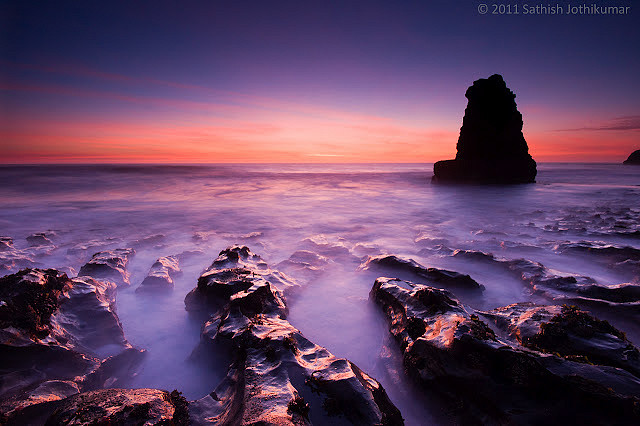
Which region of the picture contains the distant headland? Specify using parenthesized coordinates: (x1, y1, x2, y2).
(623, 150, 640, 165)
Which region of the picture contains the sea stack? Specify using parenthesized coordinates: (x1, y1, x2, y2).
(623, 149, 640, 165)
(433, 74, 537, 183)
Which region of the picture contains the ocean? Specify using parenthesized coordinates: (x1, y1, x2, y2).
(1, 162, 638, 424)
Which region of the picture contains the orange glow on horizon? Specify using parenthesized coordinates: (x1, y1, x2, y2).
(1, 65, 638, 164)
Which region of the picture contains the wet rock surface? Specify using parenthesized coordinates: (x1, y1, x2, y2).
(0, 269, 144, 421)
(433, 74, 537, 184)
(26, 232, 55, 247)
(370, 277, 640, 424)
(452, 249, 640, 309)
(624, 149, 640, 165)
(480, 302, 640, 377)
(184, 245, 297, 315)
(136, 255, 181, 293)
(360, 254, 484, 292)
(77, 248, 135, 287)
(0, 237, 13, 252)
(555, 241, 640, 279)
(0, 246, 38, 272)
(188, 245, 404, 425)
(42, 388, 188, 426)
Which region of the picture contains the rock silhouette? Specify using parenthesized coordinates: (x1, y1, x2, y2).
(433, 74, 537, 183)
(623, 149, 640, 165)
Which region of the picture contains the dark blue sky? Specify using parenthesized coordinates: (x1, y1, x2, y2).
(1, 1, 638, 162)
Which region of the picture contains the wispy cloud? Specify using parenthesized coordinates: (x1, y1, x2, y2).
(556, 115, 640, 132)
(1, 60, 394, 124)
(0, 60, 461, 162)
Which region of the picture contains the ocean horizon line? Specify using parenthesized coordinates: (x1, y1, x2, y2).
(0, 161, 628, 167)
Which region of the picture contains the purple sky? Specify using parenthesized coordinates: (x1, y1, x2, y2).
(1, 1, 638, 162)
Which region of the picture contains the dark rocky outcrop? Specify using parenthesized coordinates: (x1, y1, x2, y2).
(433, 74, 537, 184)
(26, 232, 54, 247)
(623, 149, 640, 165)
(555, 241, 640, 279)
(480, 303, 640, 377)
(77, 248, 135, 287)
(42, 388, 188, 425)
(187, 246, 404, 425)
(370, 277, 640, 424)
(452, 249, 640, 310)
(136, 255, 180, 293)
(360, 254, 484, 292)
(0, 269, 144, 421)
(184, 245, 297, 315)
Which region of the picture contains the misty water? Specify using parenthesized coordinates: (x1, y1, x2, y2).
(1, 163, 639, 424)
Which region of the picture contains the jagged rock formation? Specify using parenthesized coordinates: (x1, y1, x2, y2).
(77, 248, 135, 287)
(0, 269, 145, 421)
(480, 303, 640, 377)
(359, 254, 484, 292)
(555, 241, 640, 279)
(370, 277, 640, 424)
(452, 249, 640, 310)
(623, 149, 640, 165)
(136, 255, 180, 293)
(184, 245, 298, 315)
(433, 74, 537, 183)
(44, 389, 188, 425)
(187, 246, 404, 425)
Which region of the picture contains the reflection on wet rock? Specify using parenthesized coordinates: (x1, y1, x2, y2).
(187, 246, 404, 425)
(370, 277, 640, 424)
(136, 255, 181, 293)
(77, 248, 135, 287)
(0, 269, 144, 421)
(360, 254, 484, 292)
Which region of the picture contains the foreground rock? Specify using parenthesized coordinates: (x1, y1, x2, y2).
(0, 269, 144, 420)
(480, 302, 640, 377)
(624, 149, 640, 165)
(453, 249, 640, 310)
(136, 255, 180, 293)
(370, 277, 640, 424)
(360, 254, 484, 292)
(433, 74, 537, 183)
(77, 248, 135, 287)
(44, 388, 188, 425)
(187, 246, 404, 425)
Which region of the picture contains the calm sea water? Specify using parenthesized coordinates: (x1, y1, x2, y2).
(1, 163, 638, 424)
